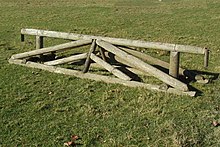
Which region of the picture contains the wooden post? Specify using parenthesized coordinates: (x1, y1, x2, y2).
(21, 34, 25, 42)
(96, 40, 188, 91)
(36, 36, 44, 49)
(204, 48, 209, 68)
(82, 40, 96, 73)
(169, 51, 180, 78)
(119, 47, 208, 82)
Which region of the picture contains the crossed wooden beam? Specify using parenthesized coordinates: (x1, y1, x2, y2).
(9, 29, 210, 97)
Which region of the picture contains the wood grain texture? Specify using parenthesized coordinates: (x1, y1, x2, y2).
(82, 40, 96, 73)
(91, 63, 150, 76)
(99, 47, 107, 61)
(21, 28, 205, 54)
(44, 53, 87, 66)
(36, 36, 43, 49)
(96, 40, 188, 91)
(11, 39, 92, 59)
(169, 51, 180, 78)
(90, 53, 131, 81)
(118, 47, 207, 82)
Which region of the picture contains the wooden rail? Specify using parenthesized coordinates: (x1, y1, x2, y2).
(44, 53, 87, 66)
(21, 28, 206, 54)
(96, 40, 189, 91)
(11, 39, 92, 59)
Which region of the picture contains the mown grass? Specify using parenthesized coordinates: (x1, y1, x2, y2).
(1, 0, 220, 146)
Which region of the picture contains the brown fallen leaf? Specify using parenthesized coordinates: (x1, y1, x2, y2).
(64, 141, 74, 146)
(212, 121, 219, 127)
(71, 135, 79, 141)
(64, 135, 80, 146)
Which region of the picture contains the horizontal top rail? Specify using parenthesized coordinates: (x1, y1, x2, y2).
(21, 28, 206, 54)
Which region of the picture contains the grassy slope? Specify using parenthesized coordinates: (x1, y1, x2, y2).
(0, 0, 220, 146)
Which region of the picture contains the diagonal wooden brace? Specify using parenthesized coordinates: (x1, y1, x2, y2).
(96, 40, 189, 91)
(11, 39, 92, 59)
(82, 40, 97, 73)
(90, 53, 131, 81)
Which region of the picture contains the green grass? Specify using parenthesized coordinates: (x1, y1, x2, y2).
(1, 0, 220, 146)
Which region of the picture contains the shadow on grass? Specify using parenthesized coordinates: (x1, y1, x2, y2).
(149, 65, 219, 96)
(188, 85, 203, 96)
(183, 70, 219, 96)
(116, 66, 142, 81)
(191, 70, 219, 81)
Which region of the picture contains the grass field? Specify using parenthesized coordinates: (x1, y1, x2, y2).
(1, 0, 220, 146)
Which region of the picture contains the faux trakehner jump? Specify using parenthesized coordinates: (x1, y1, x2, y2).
(9, 28, 210, 97)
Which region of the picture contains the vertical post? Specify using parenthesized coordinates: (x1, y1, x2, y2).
(82, 40, 96, 73)
(36, 36, 44, 49)
(169, 51, 180, 78)
(204, 48, 209, 68)
(21, 34, 25, 42)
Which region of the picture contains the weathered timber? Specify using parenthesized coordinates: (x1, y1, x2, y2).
(99, 47, 107, 61)
(91, 63, 150, 76)
(21, 28, 205, 54)
(102, 51, 134, 68)
(8, 58, 196, 97)
(119, 46, 170, 68)
(82, 40, 96, 73)
(90, 53, 131, 81)
(44, 53, 87, 66)
(11, 39, 92, 59)
(204, 48, 209, 68)
(21, 34, 25, 42)
(36, 36, 44, 49)
(169, 51, 180, 78)
(96, 40, 189, 91)
(195, 74, 209, 84)
(166, 88, 196, 97)
(118, 47, 207, 82)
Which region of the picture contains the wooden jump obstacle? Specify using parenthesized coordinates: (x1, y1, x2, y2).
(9, 28, 210, 97)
